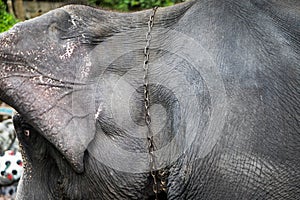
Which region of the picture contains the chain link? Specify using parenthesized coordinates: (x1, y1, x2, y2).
(143, 6, 169, 200)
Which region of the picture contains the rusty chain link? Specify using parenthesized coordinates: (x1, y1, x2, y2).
(143, 6, 168, 200)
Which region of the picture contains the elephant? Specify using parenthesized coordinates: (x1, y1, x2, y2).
(0, 0, 299, 199)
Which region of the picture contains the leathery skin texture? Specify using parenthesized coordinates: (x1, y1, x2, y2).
(0, 0, 299, 199)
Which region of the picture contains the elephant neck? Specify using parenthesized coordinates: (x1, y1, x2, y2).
(143, 7, 169, 199)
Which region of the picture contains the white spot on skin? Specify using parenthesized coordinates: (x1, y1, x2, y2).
(59, 41, 77, 60)
(95, 103, 103, 120)
(1, 31, 16, 48)
(79, 57, 92, 79)
(39, 75, 44, 83)
(109, 171, 114, 176)
(86, 60, 92, 68)
(71, 18, 77, 27)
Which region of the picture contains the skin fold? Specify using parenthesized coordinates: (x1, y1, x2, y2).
(0, 0, 299, 199)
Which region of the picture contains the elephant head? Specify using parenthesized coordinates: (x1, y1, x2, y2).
(0, 0, 300, 199)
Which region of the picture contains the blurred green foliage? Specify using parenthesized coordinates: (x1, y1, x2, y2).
(89, 0, 185, 11)
(0, 0, 19, 32)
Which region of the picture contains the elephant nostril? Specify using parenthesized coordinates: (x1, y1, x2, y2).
(1, 171, 5, 176)
(12, 170, 17, 175)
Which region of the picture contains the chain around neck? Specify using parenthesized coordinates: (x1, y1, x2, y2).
(143, 6, 168, 200)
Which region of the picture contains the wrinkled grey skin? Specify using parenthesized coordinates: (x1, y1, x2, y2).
(0, 0, 300, 199)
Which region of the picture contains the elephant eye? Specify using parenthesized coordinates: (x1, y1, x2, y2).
(23, 130, 30, 137)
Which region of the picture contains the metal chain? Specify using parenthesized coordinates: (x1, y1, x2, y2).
(143, 6, 168, 200)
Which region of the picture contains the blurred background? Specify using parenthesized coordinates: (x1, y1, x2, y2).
(0, 102, 21, 200)
(0, 0, 185, 199)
